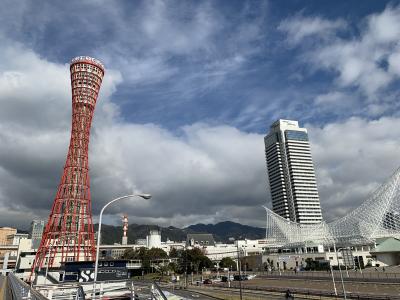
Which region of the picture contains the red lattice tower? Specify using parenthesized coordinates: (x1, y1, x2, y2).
(32, 56, 105, 272)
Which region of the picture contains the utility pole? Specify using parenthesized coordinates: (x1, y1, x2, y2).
(236, 243, 243, 300)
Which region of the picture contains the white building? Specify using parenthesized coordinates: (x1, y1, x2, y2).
(197, 239, 268, 262)
(262, 243, 376, 271)
(100, 230, 186, 259)
(146, 230, 162, 249)
(7, 233, 29, 246)
(264, 119, 322, 224)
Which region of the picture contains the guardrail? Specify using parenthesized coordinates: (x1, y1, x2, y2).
(7, 273, 47, 300)
(33, 278, 170, 300)
(258, 270, 400, 283)
(205, 283, 400, 300)
(151, 281, 168, 300)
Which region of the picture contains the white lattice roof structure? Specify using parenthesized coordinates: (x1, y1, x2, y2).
(264, 167, 400, 248)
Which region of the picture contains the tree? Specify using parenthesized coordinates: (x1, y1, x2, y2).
(157, 264, 170, 280)
(219, 257, 236, 270)
(168, 262, 179, 273)
(172, 248, 214, 274)
(122, 247, 168, 271)
(147, 248, 168, 260)
(169, 248, 179, 258)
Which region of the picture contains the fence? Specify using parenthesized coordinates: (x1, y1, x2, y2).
(7, 273, 47, 300)
(195, 284, 400, 300)
(257, 270, 400, 283)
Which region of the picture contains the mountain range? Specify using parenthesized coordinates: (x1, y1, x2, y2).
(95, 221, 265, 245)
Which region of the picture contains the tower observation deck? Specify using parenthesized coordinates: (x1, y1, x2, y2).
(32, 56, 105, 272)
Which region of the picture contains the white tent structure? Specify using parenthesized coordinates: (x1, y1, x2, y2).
(264, 168, 400, 248)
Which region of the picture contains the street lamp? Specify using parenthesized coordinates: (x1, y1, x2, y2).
(334, 244, 347, 300)
(93, 194, 151, 298)
(236, 242, 243, 300)
(184, 245, 192, 288)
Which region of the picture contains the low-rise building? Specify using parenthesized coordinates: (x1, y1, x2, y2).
(186, 234, 215, 247)
(0, 227, 17, 245)
(370, 237, 400, 266)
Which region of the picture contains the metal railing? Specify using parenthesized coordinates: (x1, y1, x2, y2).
(196, 284, 400, 300)
(7, 273, 47, 300)
(32, 278, 170, 300)
(150, 281, 168, 300)
(258, 269, 400, 283)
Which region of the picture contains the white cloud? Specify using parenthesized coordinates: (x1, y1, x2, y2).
(388, 50, 400, 76)
(314, 91, 350, 106)
(281, 5, 400, 101)
(1, 2, 400, 232)
(1, 40, 400, 230)
(308, 117, 400, 221)
(278, 15, 346, 44)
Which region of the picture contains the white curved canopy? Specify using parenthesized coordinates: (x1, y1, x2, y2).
(264, 167, 400, 247)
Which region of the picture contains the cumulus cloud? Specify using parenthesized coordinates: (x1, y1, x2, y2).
(280, 5, 400, 104)
(1, 1, 400, 233)
(1, 43, 399, 229)
(309, 117, 400, 221)
(0, 0, 265, 94)
(89, 123, 267, 227)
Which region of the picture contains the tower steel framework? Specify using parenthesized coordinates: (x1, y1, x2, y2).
(32, 56, 105, 271)
(264, 167, 400, 248)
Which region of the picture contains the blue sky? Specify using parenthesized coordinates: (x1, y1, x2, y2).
(0, 0, 400, 229)
(4, 0, 395, 131)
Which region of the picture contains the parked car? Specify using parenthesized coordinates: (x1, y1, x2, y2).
(233, 275, 247, 281)
(203, 279, 213, 284)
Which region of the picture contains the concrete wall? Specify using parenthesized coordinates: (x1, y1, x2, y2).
(375, 253, 400, 266)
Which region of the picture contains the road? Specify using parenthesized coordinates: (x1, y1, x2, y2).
(127, 282, 218, 299)
(164, 288, 220, 299)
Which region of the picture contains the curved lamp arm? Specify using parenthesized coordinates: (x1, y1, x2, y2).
(93, 193, 151, 286)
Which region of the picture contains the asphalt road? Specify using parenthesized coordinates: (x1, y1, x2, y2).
(164, 288, 219, 299)
(129, 283, 218, 300)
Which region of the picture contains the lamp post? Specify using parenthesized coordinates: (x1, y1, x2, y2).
(236, 242, 243, 300)
(184, 245, 191, 288)
(93, 194, 151, 298)
(329, 262, 337, 296)
(334, 244, 347, 300)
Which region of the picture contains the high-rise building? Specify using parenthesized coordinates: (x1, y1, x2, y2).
(264, 119, 322, 225)
(30, 220, 45, 249)
(32, 56, 105, 271)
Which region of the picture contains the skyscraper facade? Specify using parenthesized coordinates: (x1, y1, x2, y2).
(32, 56, 105, 271)
(264, 119, 322, 225)
(30, 220, 45, 249)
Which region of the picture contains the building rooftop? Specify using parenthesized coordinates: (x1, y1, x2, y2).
(371, 237, 400, 253)
(186, 234, 215, 247)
